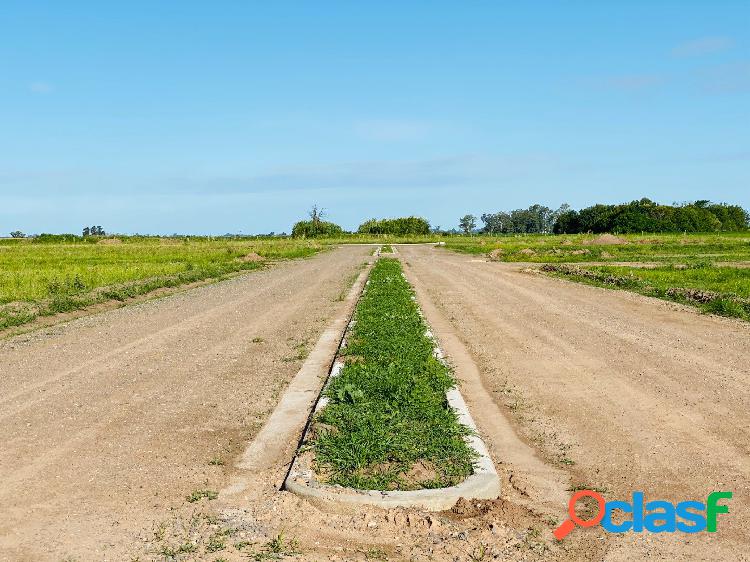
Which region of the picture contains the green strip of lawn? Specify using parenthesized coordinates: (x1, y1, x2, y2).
(311, 258, 476, 491)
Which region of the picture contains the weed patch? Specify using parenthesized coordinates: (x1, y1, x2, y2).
(186, 489, 218, 503)
(310, 258, 476, 491)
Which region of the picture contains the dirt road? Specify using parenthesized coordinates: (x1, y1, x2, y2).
(398, 244, 750, 560)
(0, 246, 370, 561)
(3, 243, 748, 561)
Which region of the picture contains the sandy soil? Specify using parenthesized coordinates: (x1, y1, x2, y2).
(398, 244, 750, 561)
(0, 247, 370, 561)
(3, 244, 748, 561)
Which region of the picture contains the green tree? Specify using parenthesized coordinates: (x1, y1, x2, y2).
(357, 217, 430, 236)
(459, 214, 476, 234)
(292, 205, 344, 238)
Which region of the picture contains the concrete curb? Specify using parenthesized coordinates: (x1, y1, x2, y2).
(230, 261, 373, 476)
(284, 256, 500, 511)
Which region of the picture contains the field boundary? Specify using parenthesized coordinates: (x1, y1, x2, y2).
(284, 256, 500, 511)
(0, 269, 262, 340)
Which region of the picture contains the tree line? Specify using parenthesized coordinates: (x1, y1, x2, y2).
(460, 199, 748, 235)
(553, 199, 748, 234)
(357, 216, 430, 236)
(292, 206, 431, 237)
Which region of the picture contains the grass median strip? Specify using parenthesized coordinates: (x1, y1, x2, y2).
(309, 258, 476, 491)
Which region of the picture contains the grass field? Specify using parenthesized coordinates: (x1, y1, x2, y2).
(3, 232, 749, 330)
(311, 258, 475, 490)
(0, 237, 323, 330)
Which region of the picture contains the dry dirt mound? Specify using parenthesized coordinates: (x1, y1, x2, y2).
(97, 238, 122, 245)
(238, 252, 265, 262)
(518, 248, 536, 256)
(583, 233, 628, 246)
(487, 248, 504, 260)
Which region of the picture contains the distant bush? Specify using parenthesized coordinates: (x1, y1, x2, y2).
(553, 199, 749, 234)
(291, 220, 343, 238)
(357, 216, 430, 236)
(33, 233, 90, 243)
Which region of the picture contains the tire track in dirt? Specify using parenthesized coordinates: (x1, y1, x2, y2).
(0, 246, 371, 561)
(0, 256, 336, 410)
(398, 245, 750, 561)
(413, 254, 750, 459)
(0, 258, 351, 424)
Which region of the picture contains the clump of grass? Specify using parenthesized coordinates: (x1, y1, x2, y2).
(311, 258, 476, 490)
(252, 533, 300, 560)
(380, 244, 393, 253)
(186, 489, 218, 503)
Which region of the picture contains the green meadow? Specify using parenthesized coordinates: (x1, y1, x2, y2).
(0, 237, 322, 330)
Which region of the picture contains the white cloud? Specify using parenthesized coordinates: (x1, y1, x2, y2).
(29, 81, 54, 94)
(672, 36, 733, 57)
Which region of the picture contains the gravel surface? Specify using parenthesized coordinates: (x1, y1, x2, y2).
(3, 243, 748, 561)
(399, 244, 750, 560)
(0, 246, 369, 561)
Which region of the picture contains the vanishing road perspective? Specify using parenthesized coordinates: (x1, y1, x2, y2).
(2, 2, 749, 561)
(2, 244, 748, 561)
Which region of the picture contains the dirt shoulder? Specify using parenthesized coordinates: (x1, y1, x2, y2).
(0, 246, 369, 561)
(398, 245, 750, 560)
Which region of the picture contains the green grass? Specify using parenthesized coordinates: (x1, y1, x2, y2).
(0, 237, 323, 330)
(310, 258, 476, 491)
(186, 489, 218, 502)
(541, 263, 750, 321)
(379, 244, 393, 253)
(443, 232, 750, 264)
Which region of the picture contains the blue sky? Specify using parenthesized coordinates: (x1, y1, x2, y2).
(1, 1, 748, 234)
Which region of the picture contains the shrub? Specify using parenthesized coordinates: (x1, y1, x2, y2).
(291, 220, 343, 238)
(357, 216, 430, 236)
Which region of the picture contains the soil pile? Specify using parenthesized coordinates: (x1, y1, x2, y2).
(584, 233, 628, 245)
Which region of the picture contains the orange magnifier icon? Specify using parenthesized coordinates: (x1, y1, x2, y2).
(553, 490, 606, 540)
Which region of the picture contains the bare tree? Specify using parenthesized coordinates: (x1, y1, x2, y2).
(309, 205, 326, 225)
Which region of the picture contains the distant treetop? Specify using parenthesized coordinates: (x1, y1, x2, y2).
(357, 216, 430, 236)
(552, 200, 748, 234)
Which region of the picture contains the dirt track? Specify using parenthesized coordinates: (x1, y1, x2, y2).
(2, 244, 749, 561)
(0, 246, 370, 561)
(399, 244, 750, 560)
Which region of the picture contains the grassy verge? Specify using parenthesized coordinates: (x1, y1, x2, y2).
(539, 263, 750, 321)
(0, 238, 323, 330)
(310, 258, 476, 491)
(443, 232, 750, 263)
